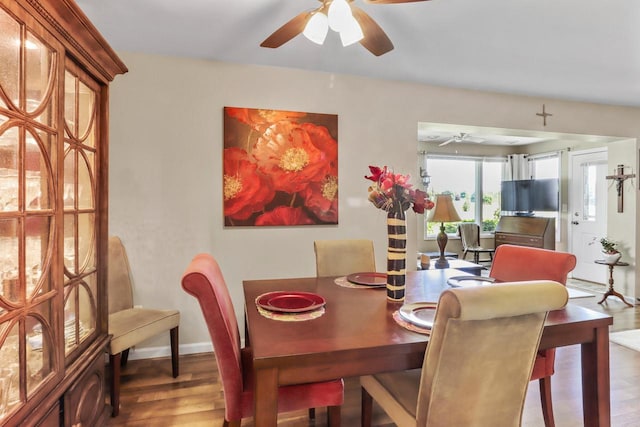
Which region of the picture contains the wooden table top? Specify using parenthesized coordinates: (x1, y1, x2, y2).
(243, 269, 613, 364)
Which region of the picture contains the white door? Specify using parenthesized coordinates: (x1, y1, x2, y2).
(568, 149, 608, 282)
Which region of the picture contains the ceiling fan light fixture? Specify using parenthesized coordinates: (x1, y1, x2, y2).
(303, 11, 329, 45)
(328, 0, 353, 32)
(339, 15, 364, 46)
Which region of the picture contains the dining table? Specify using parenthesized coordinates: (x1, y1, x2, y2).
(243, 268, 613, 427)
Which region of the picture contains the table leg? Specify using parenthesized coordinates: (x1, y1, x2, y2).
(580, 326, 611, 427)
(598, 288, 634, 307)
(598, 264, 634, 307)
(254, 367, 279, 427)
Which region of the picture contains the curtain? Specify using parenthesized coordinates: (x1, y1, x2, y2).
(503, 154, 530, 181)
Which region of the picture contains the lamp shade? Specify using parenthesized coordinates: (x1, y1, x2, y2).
(339, 15, 363, 46)
(427, 194, 462, 223)
(328, 0, 352, 32)
(303, 12, 329, 45)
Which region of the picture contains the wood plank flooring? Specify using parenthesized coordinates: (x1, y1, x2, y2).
(107, 282, 640, 426)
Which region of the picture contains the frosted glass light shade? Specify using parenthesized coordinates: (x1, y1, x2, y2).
(339, 15, 364, 46)
(303, 12, 329, 45)
(328, 0, 352, 32)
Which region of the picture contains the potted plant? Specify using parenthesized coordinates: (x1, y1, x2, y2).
(599, 237, 621, 264)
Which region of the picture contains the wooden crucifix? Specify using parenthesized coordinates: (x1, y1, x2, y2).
(536, 104, 552, 126)
(606, 164, 636, 213)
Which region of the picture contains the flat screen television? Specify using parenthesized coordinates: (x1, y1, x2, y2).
(501, 178, 559, 214)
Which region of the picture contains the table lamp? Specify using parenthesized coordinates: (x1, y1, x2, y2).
(427, 194, 461, 268)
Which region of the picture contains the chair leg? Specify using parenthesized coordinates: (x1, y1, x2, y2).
(327, 405, 341, 427)
(109, 352, 122, 417)
(170, 326, 179, 378)
(539, 377, 555, 427)
(309, 408, 315, 420)
(361, 387, 373, 427)
(120, 348, 130, 367)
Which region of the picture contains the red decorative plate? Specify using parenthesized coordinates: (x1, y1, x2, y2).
(257, 291, 326, 313)
(346, 272, 387, 286)
(398, 302, 438, 329)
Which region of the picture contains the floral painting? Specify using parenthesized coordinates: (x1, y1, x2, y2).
(223, 107, 338, 226)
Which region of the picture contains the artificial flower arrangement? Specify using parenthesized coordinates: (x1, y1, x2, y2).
(364, 165, 434, 213)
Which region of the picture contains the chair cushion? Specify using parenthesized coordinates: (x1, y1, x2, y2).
(108, 308, 180, 355)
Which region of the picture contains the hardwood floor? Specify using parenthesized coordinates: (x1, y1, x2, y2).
(107, 283, 640, 426)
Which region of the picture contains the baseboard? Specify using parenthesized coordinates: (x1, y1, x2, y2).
(126, 342, 214, 360)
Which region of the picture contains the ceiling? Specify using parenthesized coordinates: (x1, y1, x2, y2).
(74, 0, 640, 145)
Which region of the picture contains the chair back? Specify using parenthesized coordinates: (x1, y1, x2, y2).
(457, 223, 480, 250)
(314, 239, 376, 277)
(108, 236, 134, 314)
(181, 253, 243, 420)
(416, 281, 568, 426)
(489, 244, 576, 284)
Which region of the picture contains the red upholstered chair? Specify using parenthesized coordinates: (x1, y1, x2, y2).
(489, 244, 577, 427)
(181, 253, 344, 427)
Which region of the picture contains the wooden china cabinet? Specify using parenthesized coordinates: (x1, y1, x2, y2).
(0, 0, 126, 425)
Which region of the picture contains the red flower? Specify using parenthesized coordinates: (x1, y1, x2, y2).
(301, 173, 338, 223)
(411, 189, 434, 213)
(254, 206, 315, 226)
(253, 121, 334, 194)
(225, 107, 306, 131)
(223, 148, 275, 221)
(365, 166, 386, 182)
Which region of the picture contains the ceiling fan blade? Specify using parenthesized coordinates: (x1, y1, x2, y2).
(439, 138, 455, 147)
(363, 0, 431, 4)
(351, 6, 394, 56)
(467, 137, 486, 143)
(260, 11, 313, 48)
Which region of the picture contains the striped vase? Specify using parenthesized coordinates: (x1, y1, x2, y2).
(386, 205, 407, 302)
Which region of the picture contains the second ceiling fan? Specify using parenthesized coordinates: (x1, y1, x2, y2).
(260, 0, 430, 57)
(439, 133, 486, 147)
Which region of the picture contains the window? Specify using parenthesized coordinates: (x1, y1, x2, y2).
(425, 155, 504, 237)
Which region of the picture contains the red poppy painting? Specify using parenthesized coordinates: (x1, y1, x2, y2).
(223, 107, 338, 226)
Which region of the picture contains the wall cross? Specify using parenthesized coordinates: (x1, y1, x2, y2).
(536, 104, 552, 126)
(606, 164, 636, 213)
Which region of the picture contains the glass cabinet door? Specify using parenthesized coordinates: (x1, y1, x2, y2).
(0, 5, 57, 419)
(63, 63, 99, 356)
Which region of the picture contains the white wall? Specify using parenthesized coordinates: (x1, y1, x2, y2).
(108, 51, 640, 357)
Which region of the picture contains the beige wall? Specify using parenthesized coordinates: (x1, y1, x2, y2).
(109, 51, 639, 357)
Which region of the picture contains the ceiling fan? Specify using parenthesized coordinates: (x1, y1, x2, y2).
(438, 132, 486, 147)
(260, 0, 430, 57)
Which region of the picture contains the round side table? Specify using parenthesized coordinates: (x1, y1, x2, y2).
(594, 260, 633, 307)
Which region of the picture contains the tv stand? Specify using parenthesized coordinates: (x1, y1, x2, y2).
(495, 216, 555, 250)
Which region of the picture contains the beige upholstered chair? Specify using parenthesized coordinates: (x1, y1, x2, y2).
(314, 239, 376, 277)
(360, 280, 568, 427)
(489, 244, 577, 427)
(457, 223, 494, 264)
(108, 236, 180, 416)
